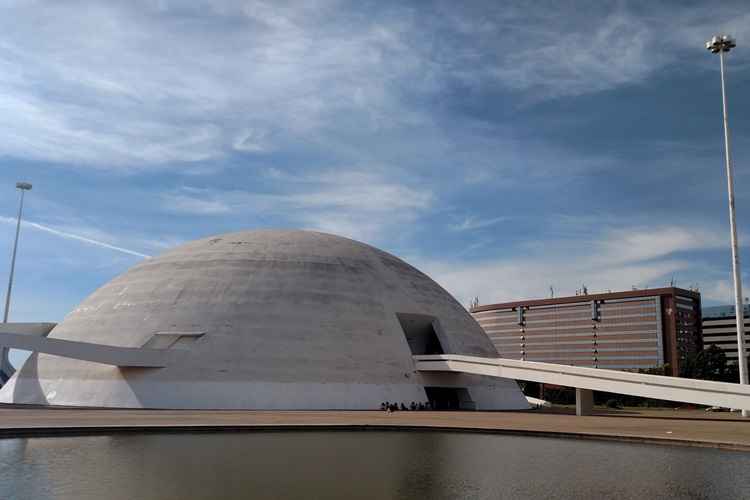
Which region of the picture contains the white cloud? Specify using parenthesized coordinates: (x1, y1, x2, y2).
(695, 272, 750, 305)
(416, 225, 725, 307)
(2, 1, 743, 169)
(0, 1, 434, 168)
(289, 171, 432, 213)
(438, 3, 750, 100)
(487, 10, 660, 99)
(450, 215, 507, 232)
(701, 280, 734, 303)
(669, 10, 750, 56)
(595, 226, 724, 265)
(160, 169, 432, 242)
(162, 192, 232, 215)
(232, 128, 273, 153)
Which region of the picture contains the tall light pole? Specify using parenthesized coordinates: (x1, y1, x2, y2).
(3, 182, 32, 323)
(706, 34, 748, 415)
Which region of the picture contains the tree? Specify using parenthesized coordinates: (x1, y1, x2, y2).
(680, 344, 739, 383)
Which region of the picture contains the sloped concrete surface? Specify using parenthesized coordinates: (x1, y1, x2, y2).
(0, 230, 527, 410)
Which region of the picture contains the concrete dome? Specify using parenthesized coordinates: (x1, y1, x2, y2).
(1, 230, 527, 409)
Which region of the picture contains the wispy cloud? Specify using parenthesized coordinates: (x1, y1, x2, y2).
(437, 3, 750, 100)
(699, 280, 743, 304)
(418, 225, 725, 307)
(468, 9, 659, 99)
(0, 0, 747, 322)
(162, 191, 232, 215)
(161, 169, 433, 242)
(0, 217, 151, 259)
(596, 226, 724, 265)
(0, 1, 434, 167)
(450, 215, 507, 232)
(2, 1, 743, 169)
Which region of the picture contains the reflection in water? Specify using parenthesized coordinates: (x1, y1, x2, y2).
(1, 431, 748, 500)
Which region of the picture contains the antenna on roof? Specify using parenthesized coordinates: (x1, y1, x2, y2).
(549, 286, 554, 298)
(469, 296, 480, 310)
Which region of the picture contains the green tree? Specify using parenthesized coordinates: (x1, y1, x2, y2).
(680, 344, 740, 383)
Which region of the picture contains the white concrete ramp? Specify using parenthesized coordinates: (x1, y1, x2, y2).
(414, 354, 750, 412)
(0, 331, 173, 368)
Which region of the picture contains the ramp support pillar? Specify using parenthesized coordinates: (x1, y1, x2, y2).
(0, 347, 11, 384)
(576, 388, 593, 416)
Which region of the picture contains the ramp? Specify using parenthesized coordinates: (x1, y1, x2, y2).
(0, 331, 174, 368)
(414, 354, 750, 414)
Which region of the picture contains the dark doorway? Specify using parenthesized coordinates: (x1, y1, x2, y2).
(396, 313, 444, 355)
(424, 387, 474, 410)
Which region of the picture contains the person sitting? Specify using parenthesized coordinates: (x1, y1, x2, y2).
(410, 401, 417, 411)
(400, 403, 407, 411)
(418, 402, 424, 411)
(380, 402, 386, 411)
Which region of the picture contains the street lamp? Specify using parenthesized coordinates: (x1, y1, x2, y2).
(2, 182, 32, 323)
(706, 34, 748, 415)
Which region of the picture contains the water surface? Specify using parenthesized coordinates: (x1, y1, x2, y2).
(1, 431, 748, 499)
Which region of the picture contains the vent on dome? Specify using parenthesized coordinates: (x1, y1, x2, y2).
(396, 313, 445, 355)
(141, 331, 205, 350)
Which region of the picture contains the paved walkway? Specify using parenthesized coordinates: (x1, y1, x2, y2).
(1, 406, 749, 450)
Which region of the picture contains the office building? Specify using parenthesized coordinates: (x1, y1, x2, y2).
(471, 288, 702, 376)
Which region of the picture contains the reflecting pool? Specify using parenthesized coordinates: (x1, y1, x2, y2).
(1, 431, 748, 499)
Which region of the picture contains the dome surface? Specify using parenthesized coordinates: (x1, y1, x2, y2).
(1, 230, 527, 409)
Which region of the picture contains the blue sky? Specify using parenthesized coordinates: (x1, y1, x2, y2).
(1, 0, 750, 327)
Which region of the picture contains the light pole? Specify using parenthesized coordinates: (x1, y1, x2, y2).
(706, 34, 748, 415)
(3, 182, 32, 324)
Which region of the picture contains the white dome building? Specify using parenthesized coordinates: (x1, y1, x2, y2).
(0, 230, 527, 410)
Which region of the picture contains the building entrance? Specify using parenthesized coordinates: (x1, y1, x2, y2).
(424, 387, 474, 410)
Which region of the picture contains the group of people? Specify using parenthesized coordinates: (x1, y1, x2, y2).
(380, 401, 433, 412)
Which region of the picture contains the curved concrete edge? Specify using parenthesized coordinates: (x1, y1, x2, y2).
(1, 323, 57, 380)
(1, 420, 748, 452)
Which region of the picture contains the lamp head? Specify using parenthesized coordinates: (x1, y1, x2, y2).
(706, 35, 736, 53)
(15, 182, 32, 191)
